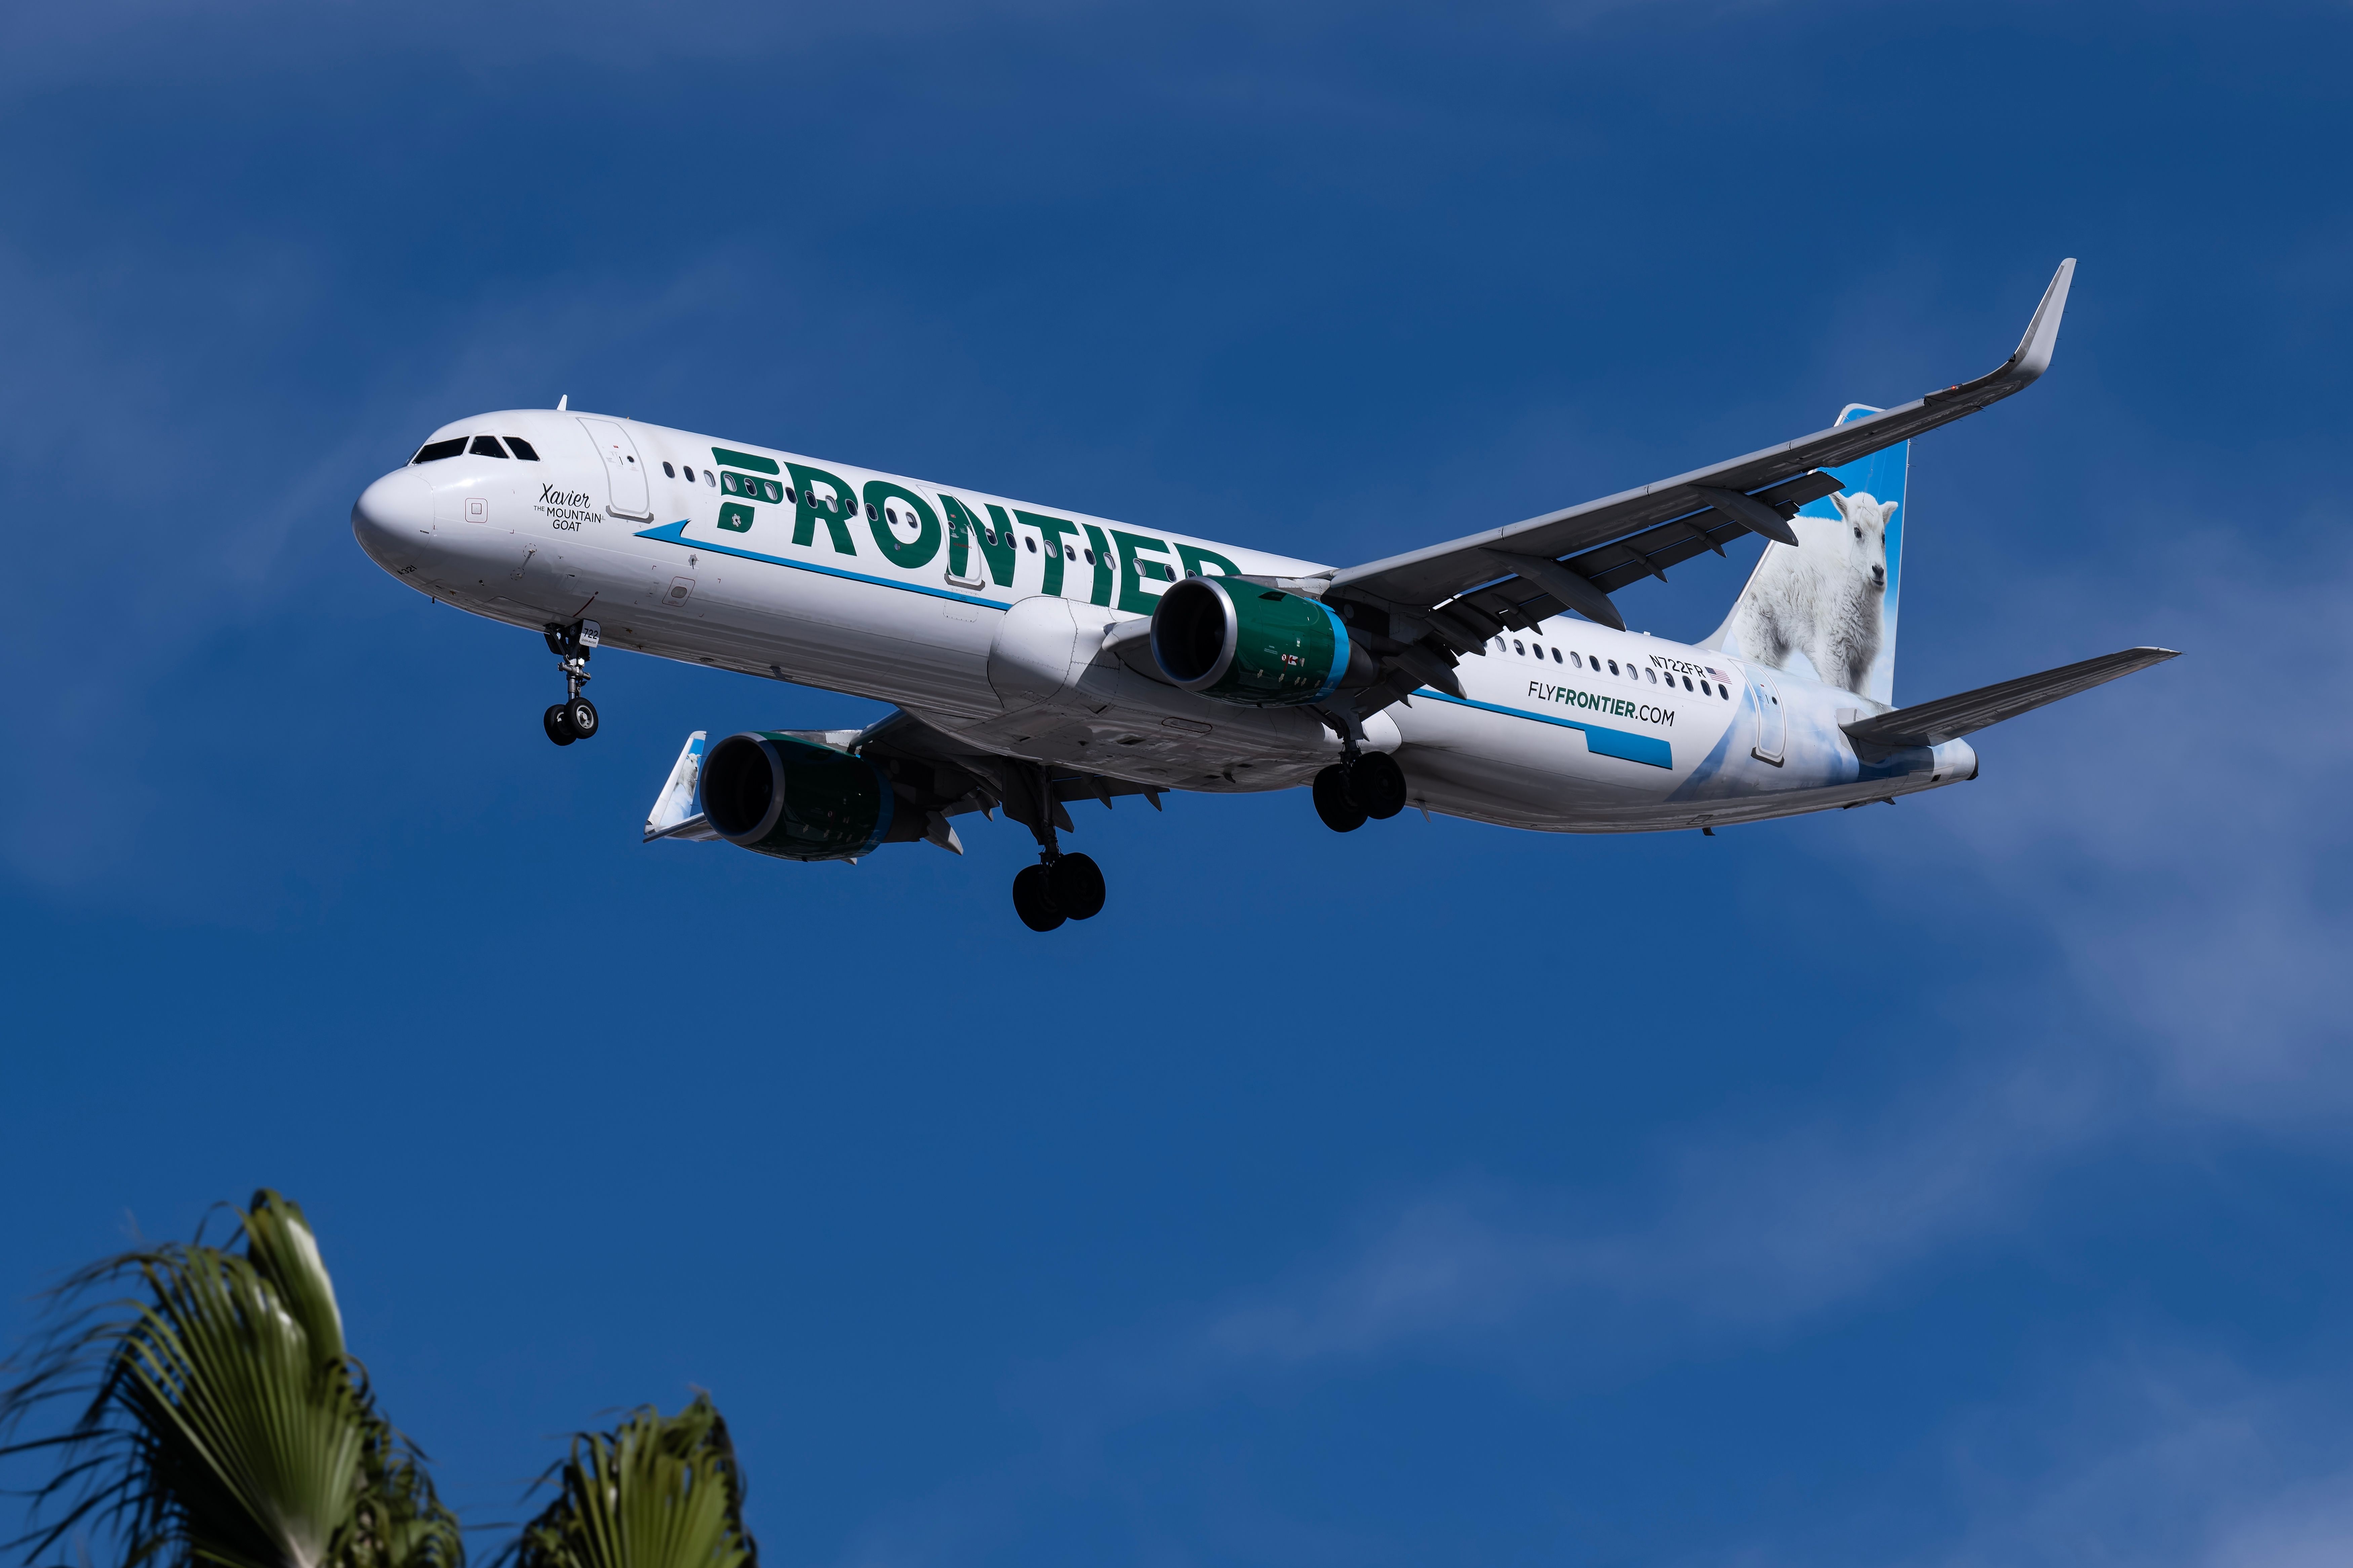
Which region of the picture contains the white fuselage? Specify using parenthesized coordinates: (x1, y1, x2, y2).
(351, 409, 1975, 833)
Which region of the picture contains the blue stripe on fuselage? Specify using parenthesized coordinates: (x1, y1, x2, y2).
(633, 520, 1008, 609)
(1412, 689, 1673, 768)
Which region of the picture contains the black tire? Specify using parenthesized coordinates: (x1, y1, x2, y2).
(543, 704, 576, 746)
(565, 697, 600, 739)
(1312, 765, 1366, 832)
(1012, 864, 1066, 931)
(1347, 750, 1408, 819)
(1046, 852, 1106, 920)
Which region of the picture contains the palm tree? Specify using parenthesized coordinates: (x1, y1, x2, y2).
(0, 1191, 461, 1568)
(497, 1397, 756, 1568)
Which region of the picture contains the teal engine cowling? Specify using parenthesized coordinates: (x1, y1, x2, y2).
(1150, 577, 1370, 706)
(701, 732, 895, 861)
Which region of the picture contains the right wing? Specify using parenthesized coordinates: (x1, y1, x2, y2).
(1841, 647, 2178, 760)
(1316, 261, 2077, 713)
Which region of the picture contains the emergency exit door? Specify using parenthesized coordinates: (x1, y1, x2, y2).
(1749, 669, 1785, 765)
(578, 417, 652, 521)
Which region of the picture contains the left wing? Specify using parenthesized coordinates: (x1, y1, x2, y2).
(641, 710, 1165, 856)
(1316, 261, 2077, 714)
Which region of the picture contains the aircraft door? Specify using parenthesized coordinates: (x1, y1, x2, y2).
(1749, 669, 1785, 765)
(579, 417, 653, 521)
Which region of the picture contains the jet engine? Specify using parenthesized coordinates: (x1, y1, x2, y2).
(1149, 577, 1375, 706)
(700, 731, 895, 861)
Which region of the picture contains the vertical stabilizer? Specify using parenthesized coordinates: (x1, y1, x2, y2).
(1700, 404, 1908, 707)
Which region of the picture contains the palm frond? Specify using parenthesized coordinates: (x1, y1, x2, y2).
(1, 1191, 460, 1568)
(496, 1398, 754, 1568)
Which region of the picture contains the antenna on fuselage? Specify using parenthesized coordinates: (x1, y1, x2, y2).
(557, 394, 568, 410)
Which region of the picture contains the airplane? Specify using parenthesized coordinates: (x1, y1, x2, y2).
(350, 258, 2175, 930)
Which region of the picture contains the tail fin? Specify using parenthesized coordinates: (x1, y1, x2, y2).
(1700, 404, 1909, 707)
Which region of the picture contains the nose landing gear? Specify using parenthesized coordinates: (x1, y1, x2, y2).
(542, 620, 601, 746)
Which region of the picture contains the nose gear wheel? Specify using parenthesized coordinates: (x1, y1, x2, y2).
(541, 619, 600, 745)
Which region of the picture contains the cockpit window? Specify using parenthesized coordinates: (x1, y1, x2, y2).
(505, 436, 541, 461)
(470, 435, 510, 458)
(411, 438, 467, 463)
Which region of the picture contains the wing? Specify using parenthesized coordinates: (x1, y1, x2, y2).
(642, 709, 1166, 856)
(1841, 646, 2178, 760)
(1318, 260, 2077, 714)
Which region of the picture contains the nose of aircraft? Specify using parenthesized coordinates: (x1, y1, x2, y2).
(351, 469, 432, 571)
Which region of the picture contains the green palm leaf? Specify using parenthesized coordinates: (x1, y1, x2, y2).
(498, 1398, 755, 1568)
(1, 1191, 460, 1568)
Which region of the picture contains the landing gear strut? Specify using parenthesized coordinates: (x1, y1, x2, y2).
(542, 620, 601, 746)
(1008, 764, 1107, 931)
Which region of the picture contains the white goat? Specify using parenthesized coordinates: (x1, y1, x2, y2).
(1721, 490, 1894, 695)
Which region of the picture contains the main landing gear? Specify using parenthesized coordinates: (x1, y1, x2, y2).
(1312, 748, 1408, 833)
(1011, 853, 1106, 932)
(541, 619, 601, 747)
(1008, 766, 1108, 931)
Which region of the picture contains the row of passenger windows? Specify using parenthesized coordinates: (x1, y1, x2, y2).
(666, 464, 1109, 563)
(1494, 636, 1731, 698)
(412, 434, 543, 463)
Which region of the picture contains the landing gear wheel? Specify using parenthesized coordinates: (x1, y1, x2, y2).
(1347, 750, 1408, 819)
(1012, 864, 1067, 931)
(564, 696, 600, 739)
(1046, 853, 1106, 920)
(543, 704, 576, 746)
(1313, 765, 1367, 832)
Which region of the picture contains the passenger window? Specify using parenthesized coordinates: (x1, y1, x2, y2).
(662, 462, 676, 478)
(705, 471, 715, 487)
(1607, 660, 1619, 675)
(1026, 536, 1038, 553)
(1682, 675, 1693, 691)
(1084, 548, 1096, 565)
(1512, 640, 1524, 655)
(1065, 545, 1076, 560)
(505, 437, 541, 461)
(469, 435, 509, 458)
(1646, 668, 1657, 683)
(1552, 648, 1562, 663)
(410, 438, 467, 463)
(865, 502, 879, 521)
(784, 486, 797, 503)
(1529, 643, 1542, 658)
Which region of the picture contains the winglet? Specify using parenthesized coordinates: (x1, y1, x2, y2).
(2004, 258, 2075, 384)
(1924, 257, 2076, 408)
(643, 730, 719, 842)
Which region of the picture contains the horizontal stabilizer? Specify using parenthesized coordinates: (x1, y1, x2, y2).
(1842, 647, 2178, 758)
(644, 730, 721, 842)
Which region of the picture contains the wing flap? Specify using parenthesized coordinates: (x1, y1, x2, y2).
(1841, 646, 2177, 757)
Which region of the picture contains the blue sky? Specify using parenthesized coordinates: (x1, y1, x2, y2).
(3, 1, 2350, 1563)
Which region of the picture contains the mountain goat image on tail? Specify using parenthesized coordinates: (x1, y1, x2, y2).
(1701, 405, 1911, 705)
(1716, 490, 1895, 696)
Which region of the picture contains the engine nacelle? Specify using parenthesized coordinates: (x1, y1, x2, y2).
(701, 731, 895, 861)
(1150, 577, 1366, 707)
